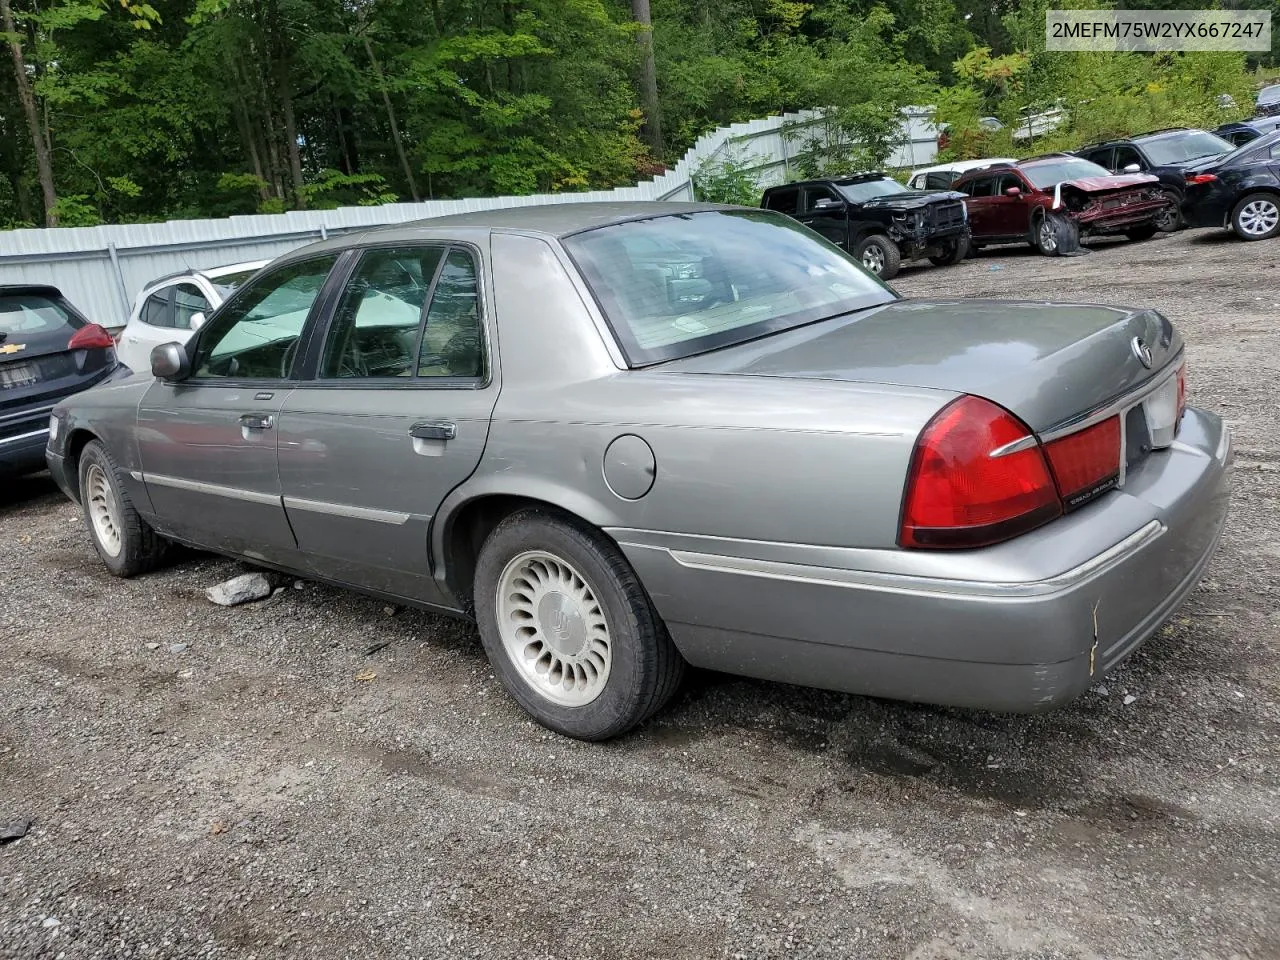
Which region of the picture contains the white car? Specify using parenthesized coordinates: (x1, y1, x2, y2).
(908, 158, 1018, 191)
(116, 260, 266, 372)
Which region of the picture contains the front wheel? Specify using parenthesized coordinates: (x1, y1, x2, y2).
(854, 235, 902, 280)
(928, 234, 970, 266)
(77, 440, 169, 577)
(1231, 192, 1280, 241)
(1034, 213, 1077, 256)
(1153, 190, 1182, 232)
(473, 508, 686, 740)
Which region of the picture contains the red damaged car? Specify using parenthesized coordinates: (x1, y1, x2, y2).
(953, 154, 1174, 256)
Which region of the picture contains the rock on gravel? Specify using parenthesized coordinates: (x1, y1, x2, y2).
(205, 572, 272, 606)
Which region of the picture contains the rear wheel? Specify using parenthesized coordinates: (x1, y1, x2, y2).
(928, 234, 970, 266)
(473, 507, 685, 740)
(77, 440, 168, 577)
(1126, 224, 1158, 242)
(1231, 192, 1280, 241)
(854, 235, 901, 280)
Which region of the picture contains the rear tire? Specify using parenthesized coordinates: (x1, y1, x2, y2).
(1231, 192, 1280, 241)
(473, 507, 686, 740)
(928, 234, 970, 266)
(854, 235, 901, 280)
(1126, 224, 1158, 242)
(77, 440, 168, 578)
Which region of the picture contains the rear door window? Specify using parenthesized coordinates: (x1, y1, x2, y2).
(141, 289, 175, 328)
(965, 176, 997, 198)
(924, 171, 956, 189)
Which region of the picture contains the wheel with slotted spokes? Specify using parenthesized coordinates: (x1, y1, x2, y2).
(473, 507, 685, 740)
(77, 440, 168, 577)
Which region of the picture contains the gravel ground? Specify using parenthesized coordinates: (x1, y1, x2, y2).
(2, 227, 1278, 960)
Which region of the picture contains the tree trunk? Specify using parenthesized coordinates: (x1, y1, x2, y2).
(363, 36, 419, 202)
(631, 0, 663, 160)
(1, 0, 56, 225)
(279, 73, 305, 208)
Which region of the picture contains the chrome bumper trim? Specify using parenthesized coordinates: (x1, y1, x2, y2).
(0, 427, 50, 447)
(667, 520, 1165, 600)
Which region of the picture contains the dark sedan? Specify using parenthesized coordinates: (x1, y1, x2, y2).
(1, 285, 130, 477)
(1181, 130, 1280, 241)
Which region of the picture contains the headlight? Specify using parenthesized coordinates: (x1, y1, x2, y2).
(48, 414, 60, 442)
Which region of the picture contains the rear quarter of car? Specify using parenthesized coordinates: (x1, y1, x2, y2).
(1, 286, 129, 477)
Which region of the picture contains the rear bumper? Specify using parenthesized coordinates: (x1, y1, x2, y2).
(1182, 192, 1233, 230)
(613, 406, 1232, 713)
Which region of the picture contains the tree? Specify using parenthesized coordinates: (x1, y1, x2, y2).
(630, 0, 662, 158)
(1, 0, 58, 225)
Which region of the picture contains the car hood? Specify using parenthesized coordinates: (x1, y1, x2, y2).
(861, 190, 966, 210)
(1055, 172, 1158, 192)
(663, 298, 1181, 432)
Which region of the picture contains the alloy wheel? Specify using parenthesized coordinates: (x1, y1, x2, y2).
(1237, 198, 1279, 238)
(496, 550, 612, 707)
(862, 244, 885, 274)
(85, 463, 123, 558)
(1038, 220, 1058, 253)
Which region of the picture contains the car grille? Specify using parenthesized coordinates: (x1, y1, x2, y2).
(0, 353, 75, 389)
(927, 201, 966, 231)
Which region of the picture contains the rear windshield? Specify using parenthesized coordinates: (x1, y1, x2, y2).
(0, 293, 77, 337)
(1021, 157, 1110, 189)
(563, 210, 895, 366)
(1138, 131, 1232, 165)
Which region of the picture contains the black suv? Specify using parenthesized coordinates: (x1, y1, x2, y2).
(1074, 128, 1234, 230)
(761, 175, 969, 280)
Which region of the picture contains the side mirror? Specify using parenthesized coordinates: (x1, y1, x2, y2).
(1003, 186, 1022, 197)
(150, 342, 190, 381)
(1122, 163, 1142, 174)
(812, 197, 843, 211)
(189, 311, 207, 331)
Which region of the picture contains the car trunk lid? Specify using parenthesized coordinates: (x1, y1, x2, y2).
(662, 298, 1182, 433)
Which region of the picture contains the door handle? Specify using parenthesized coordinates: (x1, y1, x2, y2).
(409, 420, 456, 441)
(239, 413, 274, 431)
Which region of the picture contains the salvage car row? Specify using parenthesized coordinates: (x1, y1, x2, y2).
(837, 126, 1280, 278)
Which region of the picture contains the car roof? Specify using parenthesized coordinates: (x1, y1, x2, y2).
(910, 158, 1017, 177)
(400, 200, 736, 237)
(0, 283, 65, 299)
(144, 259, 269, 290)
(1018, 153, 1079, 165)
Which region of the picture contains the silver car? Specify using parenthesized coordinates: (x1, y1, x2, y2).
(45, 202, 1233, 740)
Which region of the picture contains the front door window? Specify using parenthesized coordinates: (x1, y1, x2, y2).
(192, 256, 338, 379)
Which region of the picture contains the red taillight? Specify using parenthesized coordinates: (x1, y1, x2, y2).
(899, 396, 1062, 549)
(67, 323, 115, 350)
(1185, 173, 1217, 185)
(1042, 416, 1121, 508)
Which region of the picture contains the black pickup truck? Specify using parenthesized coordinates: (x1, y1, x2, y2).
(761, 174, 970, 280)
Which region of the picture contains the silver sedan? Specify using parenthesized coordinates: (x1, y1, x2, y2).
(45, 202, 1233, 739)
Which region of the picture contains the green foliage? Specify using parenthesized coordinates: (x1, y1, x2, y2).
(0, 0, 1275, 229)
(297, 170, 398, 209)
(691, 156, 762, 206)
